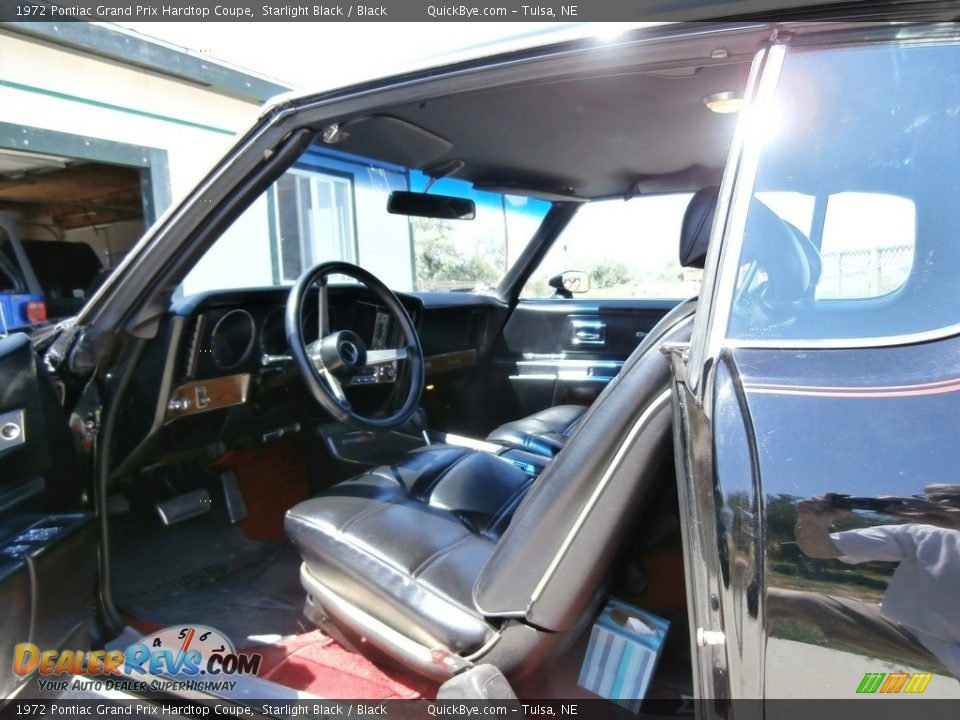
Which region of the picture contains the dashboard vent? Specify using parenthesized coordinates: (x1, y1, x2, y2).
(179, 315, 204, 379)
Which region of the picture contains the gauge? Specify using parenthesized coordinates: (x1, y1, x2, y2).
(210, 309, 255, 369)
(260, 306, 287, 356)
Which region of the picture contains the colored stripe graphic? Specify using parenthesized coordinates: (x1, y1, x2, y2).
(880, 672, 907, 693)
(904, 673, 932, 694)
(744, 376, 960, 399)
(857, 673, 885, 693)
(855, 671, 931, 694)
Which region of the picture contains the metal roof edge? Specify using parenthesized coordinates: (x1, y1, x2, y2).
(0, 21, 292, 104)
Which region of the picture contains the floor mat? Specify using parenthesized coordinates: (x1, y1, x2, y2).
(255, 630, 437, 699)
(112, 506, 308, 643)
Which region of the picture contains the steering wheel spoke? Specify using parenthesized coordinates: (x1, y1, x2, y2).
(317, 278, 330, 337)
(364, 347, 409, 366)
(319, 368, 350, 408)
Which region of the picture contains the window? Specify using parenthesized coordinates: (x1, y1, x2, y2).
(521, 193, 697, 300)
(274, 170, 356, 283)
(179, 147, 550, 298)
(727, 40, 960, 342)
(815, 192, 915, 300)
(752, 191, 916, 300)
(408, 173, 548, 293)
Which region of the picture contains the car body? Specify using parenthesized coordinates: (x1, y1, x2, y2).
(0, 212, 46, 331)
(2, 5, 960, 711)
(0, 212, 105, 332)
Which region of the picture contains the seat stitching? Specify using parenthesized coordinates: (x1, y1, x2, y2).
(417, 450, 475, 500)
(482, 477, 534, 538)
(337, 495, 396, 533)
(293, 514, 490, 622)
(563, 415, 584, 435)
(410, 533, 476, 578)
(369, 469, 402, 485)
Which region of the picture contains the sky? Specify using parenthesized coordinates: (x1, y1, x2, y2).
(115, 22, 593, 89)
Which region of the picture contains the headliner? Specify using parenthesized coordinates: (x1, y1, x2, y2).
(324, 60, 752, 201)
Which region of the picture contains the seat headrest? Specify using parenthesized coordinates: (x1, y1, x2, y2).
(784, 221, 822, 288)
(679, 186, 720, 269)
(743, 198, 820, 304)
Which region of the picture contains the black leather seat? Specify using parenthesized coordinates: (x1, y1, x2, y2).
(483, 186, 719, 459)
(285, 446, 529, 660)
(285, 187, 720, 682)
(485, 404, 587, 458)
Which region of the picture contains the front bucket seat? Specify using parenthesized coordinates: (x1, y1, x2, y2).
(284, 188, 720, 682)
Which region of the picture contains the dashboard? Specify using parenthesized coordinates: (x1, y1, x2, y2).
(111, 285, 501, 474)
(166, 286, 412, 421)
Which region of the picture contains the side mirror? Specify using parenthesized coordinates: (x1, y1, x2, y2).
(548, 270, 590, 299)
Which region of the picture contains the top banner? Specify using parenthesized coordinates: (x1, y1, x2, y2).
(0, 0, 923, 23)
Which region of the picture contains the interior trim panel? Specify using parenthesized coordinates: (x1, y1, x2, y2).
(424, 349, 478, 375)
(164, 373, 251, 423)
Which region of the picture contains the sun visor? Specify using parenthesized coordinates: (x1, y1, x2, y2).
(323, 115, 452, 169)
(472, 181, 585, 203)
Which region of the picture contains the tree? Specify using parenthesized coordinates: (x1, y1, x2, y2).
(588, 258, 634, 289)
(412, 217, 503, 290)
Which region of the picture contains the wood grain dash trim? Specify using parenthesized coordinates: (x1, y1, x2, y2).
(164, 374, 250, 424)
(424, 349, 477, 375)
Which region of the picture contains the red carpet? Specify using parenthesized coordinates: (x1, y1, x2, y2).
(123, 615, 435, 699)
(210, 438, 310, 542)
(256, 630, 437, 699)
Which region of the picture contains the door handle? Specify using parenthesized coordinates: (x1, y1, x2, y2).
(569, 319, 606, 347)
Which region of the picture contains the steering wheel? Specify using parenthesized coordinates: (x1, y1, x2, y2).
(285, 261, 424, 429)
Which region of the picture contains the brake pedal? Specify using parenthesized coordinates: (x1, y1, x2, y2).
(220, 471, 248, 525)
(155, 489, 212, 526)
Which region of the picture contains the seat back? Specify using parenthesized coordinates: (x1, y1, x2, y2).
(473, 299, 695, 629)
(473, 186, 719, 633)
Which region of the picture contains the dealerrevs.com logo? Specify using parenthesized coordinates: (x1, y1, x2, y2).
(14, 625, 262, 693)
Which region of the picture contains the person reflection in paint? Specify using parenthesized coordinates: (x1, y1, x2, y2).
(790, 485, 960, 680)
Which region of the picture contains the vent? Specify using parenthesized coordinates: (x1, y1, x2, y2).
(179, 314, 204, 379)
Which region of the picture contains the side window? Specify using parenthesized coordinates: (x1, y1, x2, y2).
(521, 193, 699, 300)
(815, 192, 915, 300)
(752, 191, 916, 300)
(726, 41, 960, 341)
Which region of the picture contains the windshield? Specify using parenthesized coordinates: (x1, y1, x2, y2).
(180, 146, 549, 297)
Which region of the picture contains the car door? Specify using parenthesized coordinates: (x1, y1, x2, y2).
(0, 332, 98, 696)
(487, 192, 699, 430)
(672, 32, 960, 700)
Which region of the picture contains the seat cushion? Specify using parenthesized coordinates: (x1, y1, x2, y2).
(285, 445, 534, 655)
(485, 404, 587, 457)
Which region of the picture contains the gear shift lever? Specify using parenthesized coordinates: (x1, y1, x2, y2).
(409, 407, 430, 446)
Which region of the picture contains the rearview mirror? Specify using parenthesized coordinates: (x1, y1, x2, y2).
(387, 191, 476, 220)
(549, 270, 590, 299)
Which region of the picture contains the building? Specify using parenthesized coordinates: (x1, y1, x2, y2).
(0, 22, 416, 317)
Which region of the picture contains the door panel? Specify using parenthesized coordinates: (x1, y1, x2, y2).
(488, 299, 678, 428)
(0, 332, 96, 697)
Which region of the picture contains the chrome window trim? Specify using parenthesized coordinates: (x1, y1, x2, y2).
(686, 41, 786, 406)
